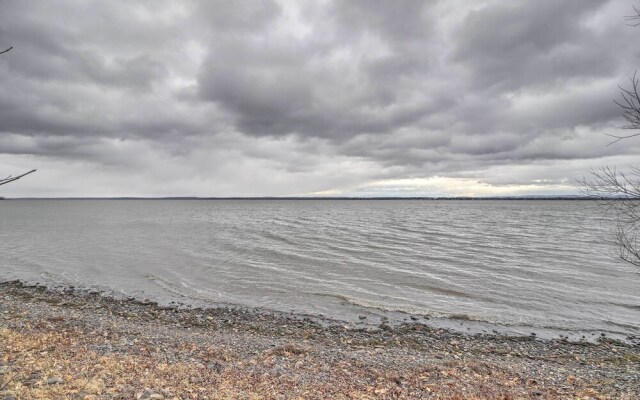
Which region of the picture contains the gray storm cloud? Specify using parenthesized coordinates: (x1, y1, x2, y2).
(0, 0, 638, 197)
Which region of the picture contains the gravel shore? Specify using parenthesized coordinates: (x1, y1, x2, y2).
(1, 281, 638, 399)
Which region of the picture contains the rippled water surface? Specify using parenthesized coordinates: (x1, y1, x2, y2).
(1, 200, 638, 338)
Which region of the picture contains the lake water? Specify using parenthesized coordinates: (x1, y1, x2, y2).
(1, 200, 638, 341)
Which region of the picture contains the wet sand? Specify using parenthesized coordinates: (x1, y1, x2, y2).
(1, 281, 638, 399)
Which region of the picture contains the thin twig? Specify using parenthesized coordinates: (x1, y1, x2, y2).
(608, 71, 640, 145)
(76, 369, 100, 399)
(0, 370, 21, 391)
(579, 166, 640, 267)
(0, 169, 36, 186)
(625, 5, 640, 26)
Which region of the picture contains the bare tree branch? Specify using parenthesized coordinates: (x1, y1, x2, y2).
(0, 46, 38, 188)
(0, 169, 37, 186)
(584, 5, 640, 267)
(607, 71, 640, 145)
(580, 167, 640, 267)
(625, 5, 640, 26)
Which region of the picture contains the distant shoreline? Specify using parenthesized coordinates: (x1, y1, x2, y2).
(1, 196, 625, 201)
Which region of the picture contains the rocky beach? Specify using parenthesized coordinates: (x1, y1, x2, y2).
(0, 281, 638, 399)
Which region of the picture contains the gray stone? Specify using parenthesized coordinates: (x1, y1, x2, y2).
(45, 376, 63, 385)
(207, 361, 225, 373)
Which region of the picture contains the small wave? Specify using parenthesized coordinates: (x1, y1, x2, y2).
(595, 301, 640, 311)
(147, 274, 212, 301)
(603, 320, 640, 331)
(305, 290, 639, 336)
(307, 291, 425, 314)
(447, 313, 481, 321)
(402, 282, 474, 299)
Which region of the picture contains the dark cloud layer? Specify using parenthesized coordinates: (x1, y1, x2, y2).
(0, 0, 638, 197)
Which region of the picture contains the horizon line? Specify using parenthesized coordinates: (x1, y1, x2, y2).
(0, 195, 605, 201)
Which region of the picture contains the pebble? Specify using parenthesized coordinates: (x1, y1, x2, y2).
(45, 376, 64, 385)
(137, 388, 164, 400)
(207, 361, 225, 373)
(2, 280, 639, 399)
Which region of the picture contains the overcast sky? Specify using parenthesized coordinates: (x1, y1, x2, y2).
(1, 0, 639, 197)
